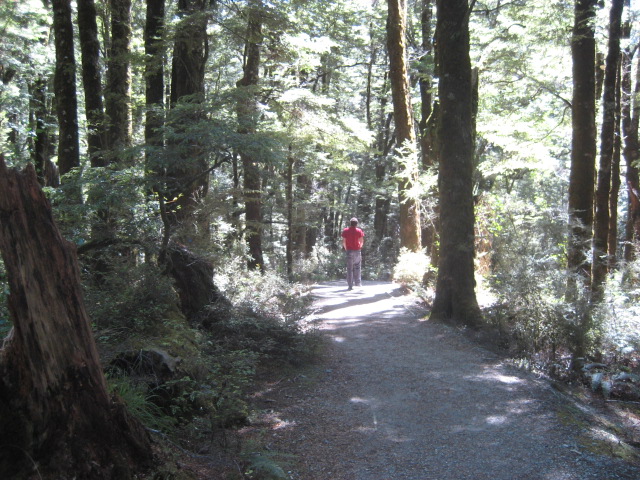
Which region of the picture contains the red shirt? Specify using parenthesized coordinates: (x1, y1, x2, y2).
(342, 226, 364, 250)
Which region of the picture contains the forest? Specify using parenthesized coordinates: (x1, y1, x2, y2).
(1, 0, 640, 478)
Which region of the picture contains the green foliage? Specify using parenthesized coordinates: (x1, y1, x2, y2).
(108, 374, 177, 431)
(212, 258, 319, 364)
(85, 261, 178, 338)
(243, 452, 289, 480)
(596, 259, 640, 361)
(0, 0, 53, 166)
(480, 172, 573, 366)
(393, 248, 433, 288)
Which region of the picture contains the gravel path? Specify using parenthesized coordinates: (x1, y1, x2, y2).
(253, 281, 640, 479)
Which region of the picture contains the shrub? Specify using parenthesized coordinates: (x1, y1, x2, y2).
(596, 259, 640, 363)
(84, 260, 178, 338)
(393, 248, 432, 288)
(107, 374, 176, 432)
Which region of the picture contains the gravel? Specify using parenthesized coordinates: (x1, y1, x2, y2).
(249, 281, 640, 480)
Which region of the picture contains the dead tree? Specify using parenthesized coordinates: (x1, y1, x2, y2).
(0, 157, 151, 479)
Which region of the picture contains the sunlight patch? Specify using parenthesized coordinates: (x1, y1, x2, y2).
(271, 419, 296, 430)
(485, 415, 507, 425)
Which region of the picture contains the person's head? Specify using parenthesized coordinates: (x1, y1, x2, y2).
(350, 217, 358, 227)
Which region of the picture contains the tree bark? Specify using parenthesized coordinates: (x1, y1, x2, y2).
(0, 156, 151, 479)
(30, 76, 59, 187)
(51, 0, 80, 176)
(592, 0, 623, 303)
(237, 0, 265, 271)
(106, 0, 132, 159)
(387, 0, 421, 252)
(430, 0, 482, 326)
(145, 0, 165, 157)
(418, 0, 436, 169)
(567, 0, 597, 296)
(418, 0, 439, 262)
(286, 150, 294, 278)
(609, 59, 622, 270)
(78, 0, 107, 167)
(164, 242, 230, 326)
(164, 0, 210, 241)
(622, 45, 640, 261)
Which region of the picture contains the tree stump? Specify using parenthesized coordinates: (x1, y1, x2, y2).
(164, 241, 231, 327)
(0, 157, 152, 479)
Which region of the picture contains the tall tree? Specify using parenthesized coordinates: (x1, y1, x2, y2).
(608, 59, 622, 269)
(164, 0, 210, 239)
(145, 0, 165, 158)
(30, 77, 59, 187)
(592, 0, 624, 302)
(51, 0, 79, 176)
(78, 0, 107, 167)
(387, 0, 422, 252)
(418, 0, 436, 170)
(418, 0, 439, 261)
(567, 0, 597, 295)
(105, 0, 132, 158)
(0, 157, 151, 479)
(237, 0, 265, 271)
(621, 44, 640, 261)
(430, 0, 482, 326)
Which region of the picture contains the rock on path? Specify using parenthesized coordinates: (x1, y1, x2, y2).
(257, 281, 640, 480)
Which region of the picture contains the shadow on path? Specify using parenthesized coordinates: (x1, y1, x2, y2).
(263, 281, 640, 480)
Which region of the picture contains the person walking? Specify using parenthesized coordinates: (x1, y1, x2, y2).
(341, 217, 365, 290)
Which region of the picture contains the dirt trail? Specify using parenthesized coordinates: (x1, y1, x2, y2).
(251, 281, 640, 479)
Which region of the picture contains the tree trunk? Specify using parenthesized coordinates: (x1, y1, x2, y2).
(78, 0, 107, 167)
(164, 0, 210, 242)
(106, 0, 132, 159)
(622, 45, 640, 261)
(373, 73, 393, 245)
(418, 0, 439, 262)
(145, 0, 165, 157)
(592, 0, 623, 303)
(51, 0, 80, 176)
(286, 150, 294, 279)
(567, 0, 597, 296)
(164, 242, 230, 326)
(418, 0, 435, 169)
(567, 0, 598, 363)
(609, 59, 622, 270)
(237, 0, 265, 271)
(30, 76, 59, 187)
(387, 0, 421, 252)
(430, 0, 482, 327)
(0, 157, 151, 479)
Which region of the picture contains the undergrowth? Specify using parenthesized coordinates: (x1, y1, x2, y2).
(81, 251, 319, 470)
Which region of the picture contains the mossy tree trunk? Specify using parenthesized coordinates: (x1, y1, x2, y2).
(621, 39, 640, 262)
(387, 0, 422, 252)
(0, 157, 151, 479)
(51, 0, 80, 176)
(237, 0, 265, 271)
(78, 0, 107, 167)
(106, 0, 132, 159)
(430, 0, 482, 327)
(567, 0, 598, 361)
(592, 0, 623, 303)
(567, 0, 597, 299)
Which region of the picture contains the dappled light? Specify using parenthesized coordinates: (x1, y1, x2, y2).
(248, 281, 640, 479)
(3, 0, 640, 477)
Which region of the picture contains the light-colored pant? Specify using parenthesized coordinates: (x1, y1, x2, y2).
(346, 250, 362, 288)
